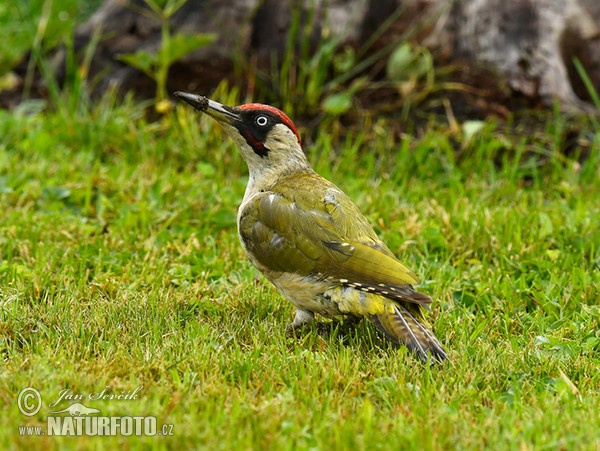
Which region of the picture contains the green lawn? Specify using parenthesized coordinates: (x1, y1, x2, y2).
(1, 3, 600, 448)
(0, 87, 599, 449)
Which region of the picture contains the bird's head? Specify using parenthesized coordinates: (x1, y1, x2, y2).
(175, 92, 313, 185)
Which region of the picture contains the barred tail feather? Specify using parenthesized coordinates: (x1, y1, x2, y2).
(370, 303, 447, 362)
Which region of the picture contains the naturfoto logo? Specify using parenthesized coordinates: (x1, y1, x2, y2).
(17, 386, 174, 437)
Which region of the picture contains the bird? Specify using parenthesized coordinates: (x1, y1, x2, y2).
(174, 91, 447, 362)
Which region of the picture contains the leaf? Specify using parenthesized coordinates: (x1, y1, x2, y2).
(43, 186, 71, 200)
(164, 33, 216, 66)
(534, 335, 552, 346)
(551, 341, 581, 359)
(196, 162, 216, 177)
(546, 249, 560, 261)
(463, 120, 486, 142)
(583, 336, 600, 352)
(117, 51, 158, 78)
(386, 43, 429, 82)
(322, 92, 352, 116)
(0, 176, 12, 194)
(163, 0, 189, 17)
(333, 46, 356, 74)
(538, 212, 554, 238)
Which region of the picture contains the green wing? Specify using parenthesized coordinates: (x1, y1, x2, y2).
(239, 174, 429, 305)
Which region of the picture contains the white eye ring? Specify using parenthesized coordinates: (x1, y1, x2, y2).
(256, 115, 268, 126)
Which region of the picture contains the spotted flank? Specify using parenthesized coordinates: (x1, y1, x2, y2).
(324, 275, 433, 308)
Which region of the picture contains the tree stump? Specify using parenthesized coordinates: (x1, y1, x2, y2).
(6, 0, 600, 112)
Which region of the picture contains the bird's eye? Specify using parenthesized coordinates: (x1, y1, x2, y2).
(256, 115, 269, 127)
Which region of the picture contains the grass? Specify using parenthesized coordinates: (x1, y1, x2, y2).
(0, 86, 599, 449)
(0, 0, 101, 74)
(1, 3, 600, 450)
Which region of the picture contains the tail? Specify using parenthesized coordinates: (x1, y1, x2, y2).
(370, 301, 447, 363)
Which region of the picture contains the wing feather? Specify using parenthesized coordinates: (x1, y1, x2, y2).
(238, 175, 427, 305)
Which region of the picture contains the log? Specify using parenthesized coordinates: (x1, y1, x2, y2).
(431, 0, 600, 111)
(5, 0, 600, 112)
(51, 0, 404, 99)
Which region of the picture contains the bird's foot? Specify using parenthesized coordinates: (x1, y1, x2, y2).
(286, 309, 315, 335)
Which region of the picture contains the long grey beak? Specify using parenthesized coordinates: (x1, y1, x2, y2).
(174, 91, 240, 124)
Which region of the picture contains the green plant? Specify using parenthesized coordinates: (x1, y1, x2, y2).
(2, 93, 600, 449)
(0, 0, 99, 75)
(17, 0, 113, 117)
(385, 42, 434, 116)
(117, 0, 215, 107)
(249, 6, 416, 118)
(573, 57, 600, 132)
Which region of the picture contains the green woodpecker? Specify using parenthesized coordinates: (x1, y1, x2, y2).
(174, 91, 447, 362)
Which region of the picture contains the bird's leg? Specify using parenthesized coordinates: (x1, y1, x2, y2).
(286, 309, 315, 331)
(341, 314, 362, 327)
